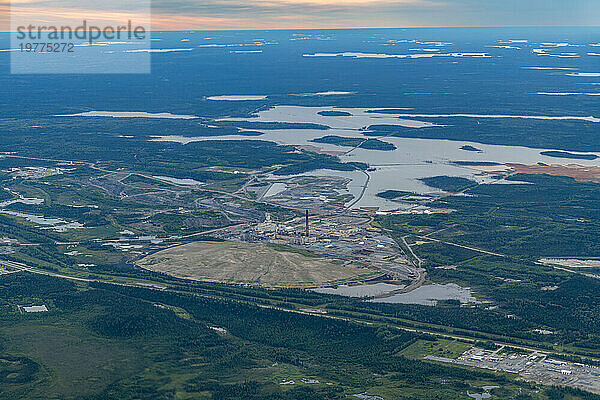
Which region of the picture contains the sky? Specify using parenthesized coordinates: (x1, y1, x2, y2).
(0, 0, 598, 31)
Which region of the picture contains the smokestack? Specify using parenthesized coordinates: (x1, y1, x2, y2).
(305, 210, 309, 237)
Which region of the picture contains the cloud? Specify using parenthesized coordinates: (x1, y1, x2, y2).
(0, 0, 48, 4)
(1, 0, 597, 30)
(147, 0, 448, 29)
(2, 0, 152, 30)
(2, 0, 419, 30)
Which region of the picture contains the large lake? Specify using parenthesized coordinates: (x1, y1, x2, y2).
(369, 283, 479, 306)
(151, 106, 600, 210)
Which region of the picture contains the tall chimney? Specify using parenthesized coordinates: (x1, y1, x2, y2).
(305, 210, 309, 237)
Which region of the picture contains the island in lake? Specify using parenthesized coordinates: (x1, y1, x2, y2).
(452, 161, 503, 166)
(376, 190, 415, 200)
(312, 135, 396, 151)
(540, 151, 598, 161)
(317, 110, 353, 117)
(460, 145, 483, 152)
(420, 176, 478, 192)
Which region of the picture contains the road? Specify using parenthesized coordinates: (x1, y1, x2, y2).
(5, 154, 595, 360)
(344, 169, 371, 210)
(0, 154, 306, 213)
(176, 223, 245, 240)
(6, 256, 600, 369)
(401, 235, 424, 268)
(417, 235, 508, 258)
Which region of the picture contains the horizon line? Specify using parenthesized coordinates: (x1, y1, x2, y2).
(1, 25, 600, 33)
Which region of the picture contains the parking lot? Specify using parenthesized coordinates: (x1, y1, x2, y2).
(427, 347, 600, 394)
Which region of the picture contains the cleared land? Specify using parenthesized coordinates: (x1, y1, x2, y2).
(506, 163, 600, 183)
(137, 241, 378, 287)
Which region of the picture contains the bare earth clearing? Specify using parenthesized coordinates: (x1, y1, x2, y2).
(137, 241, 378, 287)
(506, 163, 600, 183)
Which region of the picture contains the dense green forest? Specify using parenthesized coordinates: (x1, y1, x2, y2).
(374, 174, 600, 351)
(386, 174, 600, 258)
(0, 273, 595, 400)
(0, 116, 359, 182)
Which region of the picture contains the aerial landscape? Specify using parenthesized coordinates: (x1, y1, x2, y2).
(2, 0, 600, 399)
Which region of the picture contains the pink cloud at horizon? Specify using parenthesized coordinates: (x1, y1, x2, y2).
(0, 0, 598, 31)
